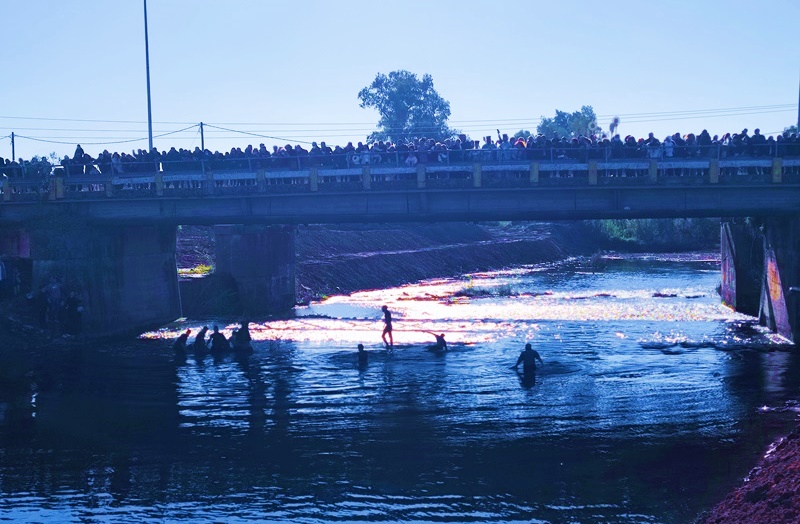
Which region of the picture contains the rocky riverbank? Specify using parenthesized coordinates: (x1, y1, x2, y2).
(698, 426, 800, 523)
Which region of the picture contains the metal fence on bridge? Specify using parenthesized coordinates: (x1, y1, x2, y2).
(2, 149, 800, 202)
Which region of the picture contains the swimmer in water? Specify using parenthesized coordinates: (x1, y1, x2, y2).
(426, 332, 447, 351)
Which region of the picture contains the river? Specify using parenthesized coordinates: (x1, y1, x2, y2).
(1, 253, 799, 523)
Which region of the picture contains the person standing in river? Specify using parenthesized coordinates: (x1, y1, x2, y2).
(357, 343, 368, 368)
(172, 329, 191, 353)
(208, 325, 230, 353)
(192, 326, 209, 353)
(512, 343, 543, 374)
(381, 305, 393, 349)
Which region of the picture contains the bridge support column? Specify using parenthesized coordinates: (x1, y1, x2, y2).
(720, 219, 762, 317)
(214, 224, 296, 315)
(758, 217, 800, 342)
(28, 219, 181, 336)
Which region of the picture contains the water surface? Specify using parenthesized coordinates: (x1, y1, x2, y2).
(2, 254, 799, 523)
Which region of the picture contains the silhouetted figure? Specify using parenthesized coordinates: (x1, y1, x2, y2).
(43, 276, 63, 325)
(231, 321, 253, 353)
(62, 291, 84, 337)
(357, 343, 368, 368)
(427, 332, 447, 351)
(172, 329, 191, 353)
(193, 326, 209, 353)
(512, 343, 543, 375)
(381, 305, 393, 348)
(208, 325, 230, 353)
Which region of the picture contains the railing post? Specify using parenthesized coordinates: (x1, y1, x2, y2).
(417, 165, 426, 189)
(50, 176, 65, 200)
(588, 160, 598, 185)
(709, 159, 719, 184)
(310, 167, 319, 192)
(155, 172, 164, 196)
(648, 160, 658, 183)
(204, 170, 214, 195)
(473, 163, 482, 188)
(530, 162, 539, 186)
(362, 166, 371, 190)
(772, 157, 783, 183)
(2, 176, 10, 201)
(256, 169, 267, 192)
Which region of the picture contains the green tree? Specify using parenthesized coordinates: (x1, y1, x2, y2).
(784, 124, 798, 135)
(358, 70, 453, 144)
(537, 105, 599, 138)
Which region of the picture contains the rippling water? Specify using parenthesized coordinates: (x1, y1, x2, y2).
(2, 254, 800, 523)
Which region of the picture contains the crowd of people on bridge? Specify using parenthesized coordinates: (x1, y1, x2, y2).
(2, 127, 799, 179)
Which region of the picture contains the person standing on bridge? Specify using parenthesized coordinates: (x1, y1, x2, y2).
(381, 305, 394, 349)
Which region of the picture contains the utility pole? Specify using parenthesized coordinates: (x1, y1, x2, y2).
(10, 132, 14, 162)
(144, 0, 154, 151)
(200, 122, 205, 151)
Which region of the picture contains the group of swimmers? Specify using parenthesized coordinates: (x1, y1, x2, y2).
(172, 321, 252, 355)
(378, 305, 542, 374)
(173, 307, 544, 377)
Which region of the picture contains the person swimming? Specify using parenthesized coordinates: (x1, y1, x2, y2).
(427, 332, 447, 351)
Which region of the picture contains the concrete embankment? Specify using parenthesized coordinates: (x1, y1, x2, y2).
(176, 222, 582, 316)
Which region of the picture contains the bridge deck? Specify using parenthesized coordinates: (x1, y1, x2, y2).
(2, 158, 800, 224)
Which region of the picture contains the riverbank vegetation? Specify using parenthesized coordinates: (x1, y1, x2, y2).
(584, 218, 720, 251)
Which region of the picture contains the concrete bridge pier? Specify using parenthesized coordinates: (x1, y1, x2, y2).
(723, 217, 800, 343)
(758, 217, 800, 342)
(720, 219, 763, 318)
(214, 225, 296, 316)
(27, 220, 182, 336)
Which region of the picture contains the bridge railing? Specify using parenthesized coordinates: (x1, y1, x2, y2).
(3, 150, 800, 202)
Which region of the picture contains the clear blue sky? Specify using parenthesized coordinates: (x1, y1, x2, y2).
(2, 0, 799, 161)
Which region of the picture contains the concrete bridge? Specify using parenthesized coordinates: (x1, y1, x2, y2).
(2, 156, 800, 341)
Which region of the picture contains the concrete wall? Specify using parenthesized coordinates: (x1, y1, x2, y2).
(0, 228, 31, 258)
(29, 222, 181, 336)
(214, 225, 296, 316)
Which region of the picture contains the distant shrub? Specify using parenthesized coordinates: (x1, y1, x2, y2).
(178, 264, 213, 276)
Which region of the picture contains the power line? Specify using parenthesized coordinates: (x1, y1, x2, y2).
(15, 124, 199, 146)
(0, 115, 197, 125)
(0, 102, 794, 128)
(202, 124, 313, 145)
